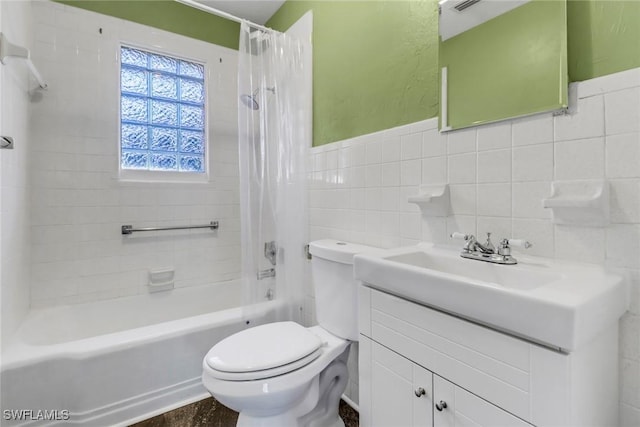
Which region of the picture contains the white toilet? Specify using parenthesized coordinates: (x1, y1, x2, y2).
(201, 239, 376, 427)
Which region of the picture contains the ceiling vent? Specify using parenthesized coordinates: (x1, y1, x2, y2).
(454, 0, 482, 12)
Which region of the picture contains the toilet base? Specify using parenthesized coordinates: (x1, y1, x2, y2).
(300, 349, 349, 427)
(235, 348, 350, 427)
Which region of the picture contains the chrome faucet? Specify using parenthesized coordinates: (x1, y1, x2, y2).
(464, 232, 495, 254)
(451, 232, 531, 265)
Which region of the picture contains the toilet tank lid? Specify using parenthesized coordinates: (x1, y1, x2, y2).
(309, 239, 380, 265)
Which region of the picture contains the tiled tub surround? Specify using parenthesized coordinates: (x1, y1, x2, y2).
(28, 1, 241, 309)
(1, 0, 33, 346)
(307, 68, 640, 422)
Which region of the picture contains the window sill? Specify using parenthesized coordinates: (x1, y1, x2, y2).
(119, 169, 211, 184)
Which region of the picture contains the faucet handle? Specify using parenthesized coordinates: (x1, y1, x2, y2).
(505, 239, 532, 249)
(498, 238, 532, 257)
(451, 232, 476, 253)
(450, 232, 470, 241)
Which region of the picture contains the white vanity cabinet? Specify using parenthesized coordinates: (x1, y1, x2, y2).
(364, 337, 532, 427)
(369, 339, 433, 426)
(432, 375, 532, 427)
(359, 286, 620, 427)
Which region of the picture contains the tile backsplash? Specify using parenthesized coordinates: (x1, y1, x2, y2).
(28, 1, 241, 308)
(307, 68, 640, 421)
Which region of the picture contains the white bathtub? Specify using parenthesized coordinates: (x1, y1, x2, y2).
(0, 281, 278, 427)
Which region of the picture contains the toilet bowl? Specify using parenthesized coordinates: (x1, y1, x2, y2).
(201, 240, 378, 427)
(203, 324, 349, 427)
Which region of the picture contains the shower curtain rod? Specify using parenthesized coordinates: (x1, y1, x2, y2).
(174, 0, 272, 32)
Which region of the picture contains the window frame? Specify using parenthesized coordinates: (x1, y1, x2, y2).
(118, 42, 211, 183)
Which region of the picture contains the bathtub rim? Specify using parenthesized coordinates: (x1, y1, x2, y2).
(1, 295, 279, 371)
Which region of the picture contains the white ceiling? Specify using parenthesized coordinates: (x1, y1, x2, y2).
(198, 0, 286, 25)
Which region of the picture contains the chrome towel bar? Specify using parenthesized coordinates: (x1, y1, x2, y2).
(122, 221, 219, 235)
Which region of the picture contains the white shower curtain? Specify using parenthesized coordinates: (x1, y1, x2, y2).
(238, 21, 311, 324)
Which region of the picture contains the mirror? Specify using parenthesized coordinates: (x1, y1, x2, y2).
(439, 0, 568, 131)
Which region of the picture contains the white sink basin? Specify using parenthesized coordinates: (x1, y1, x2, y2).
(354, 243, 627, 351)
(384, 251, 562, 291)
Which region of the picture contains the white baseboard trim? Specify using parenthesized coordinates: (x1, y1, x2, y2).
(341, 393, 359, 413)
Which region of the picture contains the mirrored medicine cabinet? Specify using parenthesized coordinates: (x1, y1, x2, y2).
(439, 0, 568, 131)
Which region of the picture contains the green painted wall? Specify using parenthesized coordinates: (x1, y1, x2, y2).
(440, 0, 568, 130)
(568, 0, 640, 82)
(267, 1, 439, 147)
(57, 1, 240, 50)
(61, 0, 640, 146)
(270, 0, 640, 146)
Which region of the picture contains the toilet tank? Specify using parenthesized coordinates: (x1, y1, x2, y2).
(309, 240, 379, 341)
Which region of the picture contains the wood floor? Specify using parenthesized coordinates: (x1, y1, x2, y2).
(130, 397, 359, 427)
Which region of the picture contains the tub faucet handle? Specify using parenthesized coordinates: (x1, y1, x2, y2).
(264, 241, 277, 266)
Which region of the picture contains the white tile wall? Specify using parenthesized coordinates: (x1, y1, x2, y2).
(555, 137, 605, 180)
(307, 68, 640, 418)
(27, 1, 241, 308)
(607, 133, 640, 178)
(1, 0, 33, 345)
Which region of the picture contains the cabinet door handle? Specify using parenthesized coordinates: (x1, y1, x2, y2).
(414, 387, 426, 397)
(435, 400, 448, 411)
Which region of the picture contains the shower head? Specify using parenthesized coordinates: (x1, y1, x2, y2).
(241, 94, 259, 110)
(239, 87, 276, 110)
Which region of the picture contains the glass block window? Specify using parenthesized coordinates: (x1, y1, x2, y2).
(120, 46, 206, 173)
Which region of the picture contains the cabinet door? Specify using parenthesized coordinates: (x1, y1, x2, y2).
(433, 376, 532, 427)
(371, 342, 433, 427)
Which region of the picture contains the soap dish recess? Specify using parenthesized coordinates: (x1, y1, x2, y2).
(542, 180, 609, 227)
(148, 268, 175, 292)
(408, 184, 449, 216)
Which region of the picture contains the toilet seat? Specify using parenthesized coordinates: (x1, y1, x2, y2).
(205, 322, 324, 381)
(208, 347, 323, 381)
